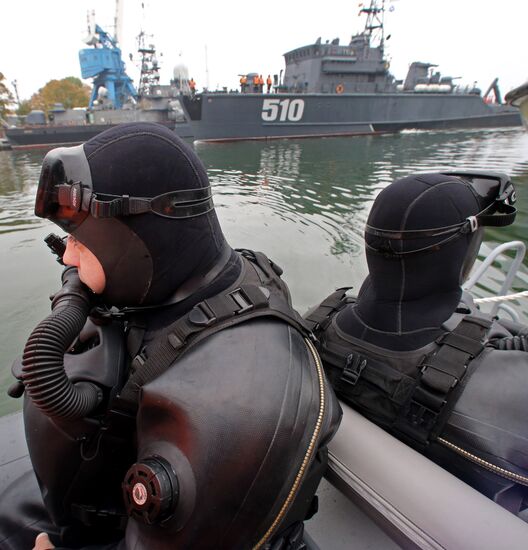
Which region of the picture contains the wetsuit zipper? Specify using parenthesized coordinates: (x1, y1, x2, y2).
(253, 338, 327, 549)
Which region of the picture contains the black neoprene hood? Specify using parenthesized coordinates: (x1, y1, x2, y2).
(337, 172, 516, 349)
(35, 122, 226, 307)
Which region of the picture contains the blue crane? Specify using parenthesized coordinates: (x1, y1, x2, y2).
(78, 23, 137, 109)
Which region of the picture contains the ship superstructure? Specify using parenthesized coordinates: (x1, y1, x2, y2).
(282, 1, 394, 94)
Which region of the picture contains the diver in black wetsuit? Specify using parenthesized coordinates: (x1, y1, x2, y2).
(306, 172, 528, 518)
(0, 122, 341, 549)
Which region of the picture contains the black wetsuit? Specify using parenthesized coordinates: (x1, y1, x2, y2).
(0, 123, 341, 549)
(0, 251, 341, 549)
(307, 173, 528, 517)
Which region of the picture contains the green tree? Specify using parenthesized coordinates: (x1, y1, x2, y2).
(0, 72, 14, 118)
(30, 77, 91, 114)
(17, 99, 32, 116)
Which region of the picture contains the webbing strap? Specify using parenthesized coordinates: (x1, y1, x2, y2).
(304, 288, 351, 332)
(118, 283, 270, 408)
(478, 203, 516, 228)
(117, 253, 312, 413)
(393, 314, 492, 447)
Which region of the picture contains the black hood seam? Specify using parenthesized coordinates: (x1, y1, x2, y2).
(348, 306, 443, 336)
(396, 180, 469, 335)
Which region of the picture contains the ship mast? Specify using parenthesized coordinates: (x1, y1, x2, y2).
(135, 2, 161, 97)
(114, 0, 124, 46)
(360, 0, 385, 51)
(136, 31, 161, 97)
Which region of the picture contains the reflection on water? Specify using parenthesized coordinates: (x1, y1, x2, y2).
(197, 128, 528, 263)
(0, 152, 46, 235)
(0, 127, 527, 414)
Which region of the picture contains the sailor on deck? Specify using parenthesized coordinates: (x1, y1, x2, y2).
(240, 74, 248, 93)
(267, 74, 272, 93)
(188, 77, 196, 96)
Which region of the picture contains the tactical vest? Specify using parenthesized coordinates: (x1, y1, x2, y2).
(306, 288, 528, 516)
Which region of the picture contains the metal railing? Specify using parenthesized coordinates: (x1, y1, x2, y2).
(464, 240, 526, 321)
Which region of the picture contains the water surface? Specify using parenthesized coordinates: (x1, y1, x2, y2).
(0, 127, 527, 415)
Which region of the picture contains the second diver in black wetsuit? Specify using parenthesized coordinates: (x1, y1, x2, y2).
(306, 171, 528, 519)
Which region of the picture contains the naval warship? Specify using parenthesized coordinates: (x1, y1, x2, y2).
(5, 15, 193, 149)
(181, 0, 521, 142)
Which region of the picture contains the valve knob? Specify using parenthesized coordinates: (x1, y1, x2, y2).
(122, 456, 179, 525)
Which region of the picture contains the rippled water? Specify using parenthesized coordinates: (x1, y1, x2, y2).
(0, 127, 527, 415)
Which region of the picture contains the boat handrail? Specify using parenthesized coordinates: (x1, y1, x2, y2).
(463, 240, 526, 319)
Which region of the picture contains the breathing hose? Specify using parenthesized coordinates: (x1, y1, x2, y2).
(21, 266, 103, 418)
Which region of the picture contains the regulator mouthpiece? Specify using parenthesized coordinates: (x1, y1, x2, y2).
(44, 233, 67, 265)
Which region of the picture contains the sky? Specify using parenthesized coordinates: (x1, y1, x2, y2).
(1, 0, 527, 102)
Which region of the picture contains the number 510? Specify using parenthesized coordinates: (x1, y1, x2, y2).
(261, 99, 305, 122)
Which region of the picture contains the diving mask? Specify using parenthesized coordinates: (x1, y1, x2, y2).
(35, 144, 214, 233)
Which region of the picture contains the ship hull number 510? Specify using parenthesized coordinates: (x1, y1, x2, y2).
(261, 99, 305, 122)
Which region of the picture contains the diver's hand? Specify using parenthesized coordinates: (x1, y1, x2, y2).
(33, 532, 55, 550)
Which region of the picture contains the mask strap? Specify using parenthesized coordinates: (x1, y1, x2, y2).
(56, 185, 215, 220)
(475, 203, 517, 228)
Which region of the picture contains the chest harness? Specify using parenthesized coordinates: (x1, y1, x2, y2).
(305, 288, 492, 449)
(117, 249, 312, 413)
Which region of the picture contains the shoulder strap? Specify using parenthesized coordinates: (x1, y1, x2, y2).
(304, 287, 352, 333)
(117, 252, 311, 413)
(393, 314, 492, 448)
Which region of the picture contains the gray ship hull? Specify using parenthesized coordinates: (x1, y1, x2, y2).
(182, 92, 522, 142)
(5, 121, 194, 149)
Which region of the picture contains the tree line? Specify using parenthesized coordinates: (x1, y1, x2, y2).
(0, 72, 90, 119)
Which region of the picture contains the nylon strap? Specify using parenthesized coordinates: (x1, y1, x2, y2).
(117, 253, 312, 413)
(393, 314, 492, 448)
(477, 203, 516, 228)
(304, 288, 352, 332)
